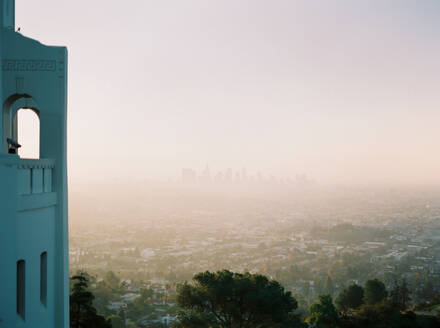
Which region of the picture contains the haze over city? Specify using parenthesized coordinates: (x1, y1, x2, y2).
(15, 0, 440, 186)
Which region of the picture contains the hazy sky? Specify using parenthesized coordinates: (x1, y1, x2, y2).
(16, 0, 440, 185)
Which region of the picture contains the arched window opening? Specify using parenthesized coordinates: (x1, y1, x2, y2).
(17, 108, 40, 159)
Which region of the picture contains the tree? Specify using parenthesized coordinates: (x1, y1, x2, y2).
(105, 271, 121, 290)
(107, 314, 125, 328)
(140, 287, 154, 300)
(174, 270, 302, 328)
(173, 310, 218, 328)
(126, 291, 153, 321)
(309, 294, 339, 328)
(420, 280, 435, 303)
(70, 272, 112, 328)
(364, 279, 387, 306)
(390, 279, 411, 311)
(93, 279, 116, 318)
(324, 276, 335, 297)
(335, 284, 364, 313)
(399, 280, 410, 310)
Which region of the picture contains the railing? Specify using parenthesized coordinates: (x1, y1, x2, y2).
(17, 159, 55, 195)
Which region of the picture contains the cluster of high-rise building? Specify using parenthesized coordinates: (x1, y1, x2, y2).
(182, 165, 314, 186)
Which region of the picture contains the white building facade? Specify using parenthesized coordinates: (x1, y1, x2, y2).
(0, 1, 69, 327)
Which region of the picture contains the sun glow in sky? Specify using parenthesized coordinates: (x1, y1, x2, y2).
(16, 0, 440, 185)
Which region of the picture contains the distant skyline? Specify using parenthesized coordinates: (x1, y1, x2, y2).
(180, 165, 314, 186)
(16, 0, 440, 185)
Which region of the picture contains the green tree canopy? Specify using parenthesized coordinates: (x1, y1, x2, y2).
(390, 279, 411, 311)
(126, 290, 154, 321)
(341, 300, 440, 328)
(309, 294, 339, 328)
(335, 284, 364, 313)
(324, 276, 335, 296)
(70, 272, 112, 328)
(174, 270, 302, 328)
(419, 280, 435, 303)
(107, 314, 125, 328)
(364, 279, 387, 306)
(105, 271, 121, 290)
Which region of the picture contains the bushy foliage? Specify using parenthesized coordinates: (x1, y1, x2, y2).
(107, 314, 125, 328)
(340, 301, 440, 328)
(174, 270, 303, 328)
(390, 280, 410, 311)
(336, 284, 364, 313)
(70, 270, 440, 328)
(70, 272, 112, 328)
(364, 279, 387, 306)
(309, 294, 339, 328)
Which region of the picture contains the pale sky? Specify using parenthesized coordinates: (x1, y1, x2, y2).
(16, 0, 440, 185)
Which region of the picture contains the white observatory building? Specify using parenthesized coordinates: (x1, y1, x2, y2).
(0, 1, 69, 327)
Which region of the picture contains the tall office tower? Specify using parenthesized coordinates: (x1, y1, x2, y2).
(0, 1, 69, 327)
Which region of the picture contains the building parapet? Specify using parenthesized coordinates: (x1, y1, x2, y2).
(0, 155, 55, 196)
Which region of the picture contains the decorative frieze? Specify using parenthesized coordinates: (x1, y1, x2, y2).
(2, 59, 56, 72)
